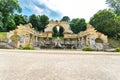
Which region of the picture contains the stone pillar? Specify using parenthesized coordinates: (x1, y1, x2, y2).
(30, 34, 32, 44)
(78, 37, 82, 48)
(25, 34, 30, 45)
(33, 35, 35, 44)
(35, 36, 38, 43)
(70, 38, 72, 44)
(64, 38, 65, 44)
(90, 36, 96, 49)
(84, 36, 87, 46)
(86, 36, 89, 46)
(80, 37, 82, 45)
(81, 36, 86, 48)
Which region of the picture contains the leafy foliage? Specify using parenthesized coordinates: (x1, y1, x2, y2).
(0, 0, 21, 14)
(70, 18, 87, 34)
(114, 16, 120, 39)
(39, 15, 49, 32)
(21, 44, 34, 50)
(29, 14, 39, 31)
(0, 0, 21, 32)
(13, 14, 27, 25)
(115, 47, 120, 52)
(106, 0, 120, 16)
(90, 9, 120, 39)
(52, 26, 64, 37)
(29, 14, 49, 32)
(61, 16, 70, 22)
(82, 47, 95, 51)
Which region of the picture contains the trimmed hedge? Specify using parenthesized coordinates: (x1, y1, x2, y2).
(21, 44, 34, 50)
(82, 47, 95, 51)
(115, 47, 120, 52)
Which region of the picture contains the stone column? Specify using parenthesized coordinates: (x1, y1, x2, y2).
(35, 36, 38, 43)
(90, 36, 96, 49)
(25, 34, 30, 45)
(30, 34, 32, 44)
(78, 37, 82, 48)
(82, 36, 86, 46)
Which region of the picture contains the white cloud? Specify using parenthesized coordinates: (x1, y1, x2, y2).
(31, 6, 42, 13)
(37, 0, 108, 22)
(38, 0, 59, 11)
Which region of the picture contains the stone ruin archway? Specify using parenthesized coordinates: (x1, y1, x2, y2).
(44, 20, 73, 38)
(7, 23, 108, 49)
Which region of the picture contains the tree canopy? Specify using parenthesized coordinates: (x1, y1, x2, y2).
(29, 14, 49, 32)
(52, 26, 64, 37)
(39, 15, 49, 32)
(61, 16, 70, 22)
(13, 14, 27, 25)
(0, 0, 21, 31)
(106, 0, 120, 16)
(70, 18, 87, 34)
(89, 9, 120, 39)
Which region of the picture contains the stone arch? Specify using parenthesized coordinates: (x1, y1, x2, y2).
(95, 38, 103, 43)
(96, 32, 108, 43)
(44, 20, 73, 38)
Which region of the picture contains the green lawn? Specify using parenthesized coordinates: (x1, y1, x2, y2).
(108, 38, 120, 48)
(0, 32, 7, 41)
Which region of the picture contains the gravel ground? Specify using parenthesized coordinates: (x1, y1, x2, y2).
(0, 50, 120, 80)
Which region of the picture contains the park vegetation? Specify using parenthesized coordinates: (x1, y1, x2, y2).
(0, 0, 120, 48)
(21, 44, 34, 50)
(115, 47, 120, 52)
(82, 47, 95, 51)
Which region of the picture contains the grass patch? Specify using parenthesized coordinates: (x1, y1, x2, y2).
(0, 32, 7, 41)
(108, 38, 120, 48)
(0, 32, 7, 35)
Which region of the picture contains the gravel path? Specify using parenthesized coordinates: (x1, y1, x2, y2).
(0, 50, 120, 80)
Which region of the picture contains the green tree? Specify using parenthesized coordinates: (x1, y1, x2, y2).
(53, 27, 58, 37)
(89, 9, 120, 39)
(29, 14, 39, 31)
(52, 26, 64, 37)
(106, 0, 120, 16)
(0, 12, 3, 31)
(114, 16, 120, 39)
(59, 27, 64, 37)
(0, 0, 21, 31)
(6, 16, 16, 31)
(70, 18, 87, 34)
(13, 14, 27, 25)
(29, 14, 49, 32)
(39, 15, 49, 32)
(61, 16, 70, 22)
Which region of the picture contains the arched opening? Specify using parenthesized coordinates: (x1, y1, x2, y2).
(95, 38, 103, 43)
(10, 34, 20, 41)
(52, 25, 64, 38)
(10, 34, 21, 47)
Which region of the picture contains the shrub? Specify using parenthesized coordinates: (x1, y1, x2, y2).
(21, 44, 34, 50)
(115, 47, 120, 52)
(82, 47, 95, 51)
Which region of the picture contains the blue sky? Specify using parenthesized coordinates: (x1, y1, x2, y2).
(18, 0, 108, 22)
